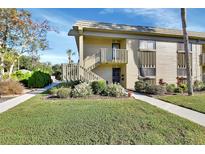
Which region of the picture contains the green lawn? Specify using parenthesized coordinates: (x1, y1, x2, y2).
(1, 95, 205, 144)
(158, 94, 205, 114)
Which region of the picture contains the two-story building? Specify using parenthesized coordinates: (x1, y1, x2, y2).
(62, 20, 205, 90)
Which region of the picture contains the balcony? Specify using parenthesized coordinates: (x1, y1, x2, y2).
(100, 48, 128, 64)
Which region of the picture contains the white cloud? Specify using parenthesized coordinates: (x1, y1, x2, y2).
(99, 8, 205, 32)
(124, 9, 180, 28)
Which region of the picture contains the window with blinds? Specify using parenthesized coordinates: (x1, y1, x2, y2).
(139, 40, 156, 50)
(177, 52, 192, 76)
(138, 51, 156, 77)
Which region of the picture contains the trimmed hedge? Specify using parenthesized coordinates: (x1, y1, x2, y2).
(28, 71, 52, 88)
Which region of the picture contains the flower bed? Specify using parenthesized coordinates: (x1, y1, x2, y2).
(47, 80, 128, 99)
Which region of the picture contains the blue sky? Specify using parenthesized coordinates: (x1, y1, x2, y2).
(27, 8, 205, 64)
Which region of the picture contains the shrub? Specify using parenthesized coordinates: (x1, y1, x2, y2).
(91, 80, 107, 95)
(57, 88, 71, 98)
(28, 71, 52, 88)
(179, 84, 188, 92)
(145, 85, 167, 95)
(70, 80, 82, 88)
(0, 80, 24, 95)
(103, 83, 126, 97)
(166, 84, 176, 93)
(49, 87, 58, 95)
(11, 70, 32, 87)
(193, 80, 204, 91)
(159, 78, 167, 86)
(11, 70, 31, 81)
(71, 83, 93, 98)
(135, 80, 147, 93)
(174, 87, 183, 93)
(2, 73, 9, 80)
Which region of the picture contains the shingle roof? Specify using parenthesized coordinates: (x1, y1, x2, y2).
(72, 20, 205, 39)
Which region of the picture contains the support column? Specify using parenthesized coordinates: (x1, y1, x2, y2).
(78, 29, 84, 66)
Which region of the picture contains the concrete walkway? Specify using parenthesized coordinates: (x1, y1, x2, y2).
(0, 82, 60, 114)
(132, 92, 205, 127)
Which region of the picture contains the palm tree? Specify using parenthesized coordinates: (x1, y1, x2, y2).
(181, 8, 193, 95)
(66, 49, 75, 64)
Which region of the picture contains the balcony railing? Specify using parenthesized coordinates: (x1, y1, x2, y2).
(100, 48, 128, 64)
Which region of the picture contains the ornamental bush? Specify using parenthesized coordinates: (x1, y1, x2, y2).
(91, 80, 107, 95)
(174, 87, 183, 93)
(71, 82, 93, 98)
(193, 80, 205, 91)
(28, 71, 52, 88)
(166, 84, 176, 93)
(103, 83, 126, 97)
(57, 88, 71, 98)
(0, 79, 24, 95)
(11, 70, 31, 81)
(178, 83, 188, 92)
(145, 85, 167, 95)
(134, 80, 148, 93)
(49, 87, 58, 95)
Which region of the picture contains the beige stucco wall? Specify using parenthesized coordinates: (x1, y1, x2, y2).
(126, 39, 139, 89)
(192, 44, 202, 81)
(93, 64, 126, 87)
(81, 34, 204, 89)
(93, 64, 112, 83)
(84, 37, 126, 59)
(156, 41, 177, 84)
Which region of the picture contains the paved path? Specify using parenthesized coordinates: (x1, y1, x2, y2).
(132, 92, 205, 127)
(0, 82, 60, 114)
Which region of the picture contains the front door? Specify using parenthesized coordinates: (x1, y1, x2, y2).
(112, 68, 121, 83)
(112, 43, 120, 60)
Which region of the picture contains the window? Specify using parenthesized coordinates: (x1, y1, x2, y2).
(177, 42, 192, 51)
(138, 51, 156, 77)
(177, 52, 192, 77)
(139, 40, 156, 50)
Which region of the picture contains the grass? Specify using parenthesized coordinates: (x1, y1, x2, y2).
(158, 94, 205, 114)
(1, 95, 205, 144)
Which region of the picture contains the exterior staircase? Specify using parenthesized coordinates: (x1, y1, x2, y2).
(62, 48, 128, 82)
(62, 63, 104, 82)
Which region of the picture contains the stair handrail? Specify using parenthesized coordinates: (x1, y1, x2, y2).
(83, 50, 101, 70)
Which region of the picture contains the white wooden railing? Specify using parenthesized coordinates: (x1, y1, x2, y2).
(62, 64, 104, 82)
(100, 48, 128, 63)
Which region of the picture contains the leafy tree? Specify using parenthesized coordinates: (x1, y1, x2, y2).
(17, 55, 39, 70)
(181, 8, 193, 95)
(0, 8, 57, 78)
(3, 50, 19, 78)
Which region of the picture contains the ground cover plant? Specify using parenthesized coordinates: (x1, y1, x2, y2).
(0, 94, 205, 144)
(158, 94, 205, 114)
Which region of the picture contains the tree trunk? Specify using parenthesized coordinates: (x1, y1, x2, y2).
(181, 8, 193, 96)
(9, 61, 15, 78)
(0, 53, 5, 77)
